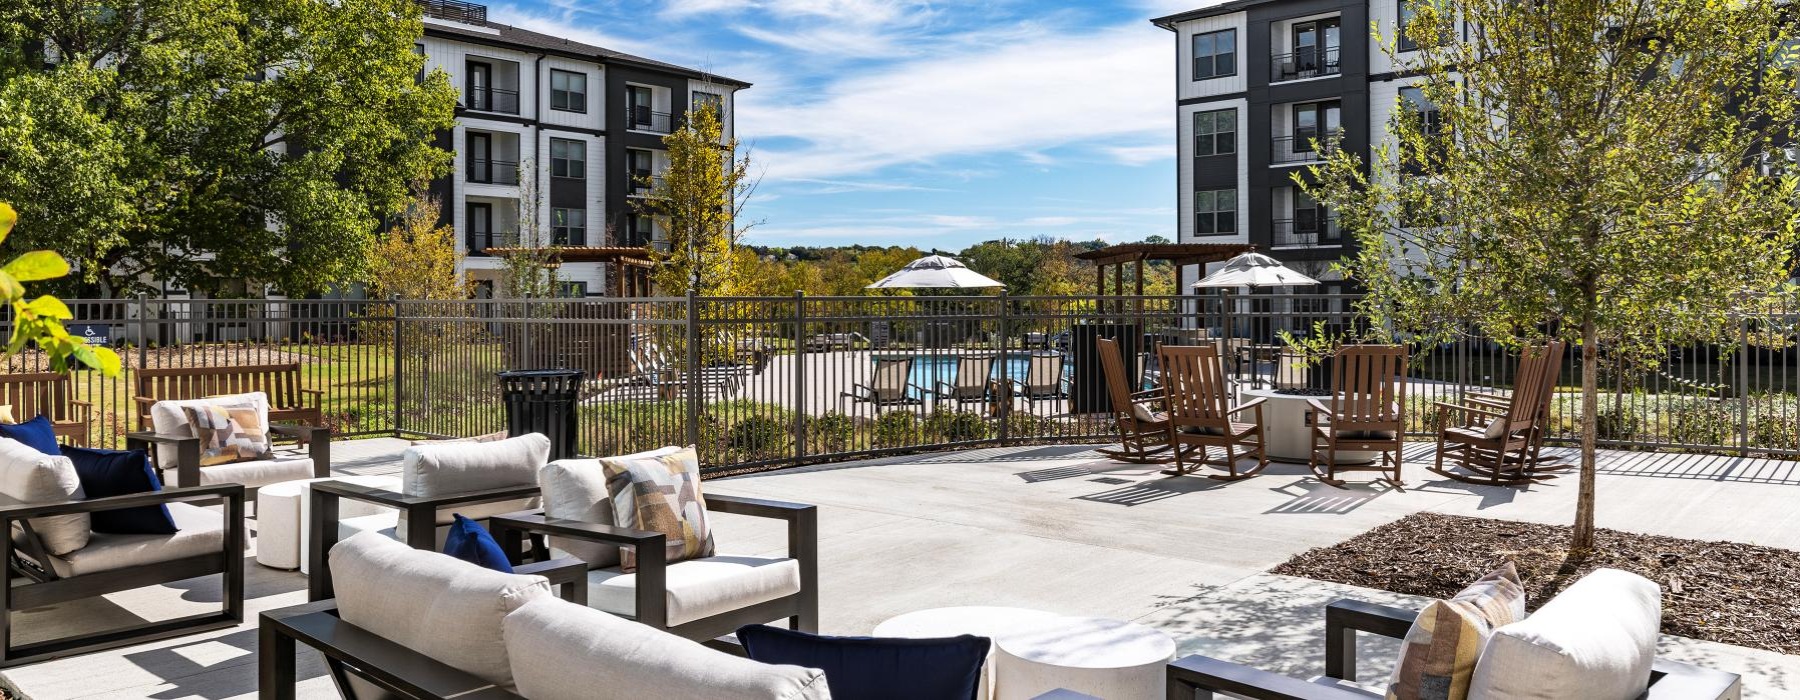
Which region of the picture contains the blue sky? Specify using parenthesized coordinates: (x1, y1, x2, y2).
(487, 0, 1204, 251)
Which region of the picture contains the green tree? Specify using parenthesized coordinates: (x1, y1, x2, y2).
(643, 100, 756, 296)
(1305, 0, 1800, 550)
(0, 204, 120, 375)
(0, 0, 457, 296)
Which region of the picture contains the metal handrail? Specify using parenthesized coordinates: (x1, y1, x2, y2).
(1271, 217, 1343, 247)
(627, 107, 673, 133)
(1270, 130, 1343, 165)
(467, 87, 521, 115)
(466, 159, 519, 185)
(1271, 45, 1342, 82)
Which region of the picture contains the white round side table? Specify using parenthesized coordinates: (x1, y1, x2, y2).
(992, 616, 1176, 700)
(874, 606, 1063, 700)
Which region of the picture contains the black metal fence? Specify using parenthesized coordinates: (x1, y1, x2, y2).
(8, 294, 1800, 472)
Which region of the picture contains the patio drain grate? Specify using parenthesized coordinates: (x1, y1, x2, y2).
(1088, 477, 1131, 485)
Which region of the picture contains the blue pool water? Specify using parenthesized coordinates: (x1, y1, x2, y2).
(890, 355, 1071, 400)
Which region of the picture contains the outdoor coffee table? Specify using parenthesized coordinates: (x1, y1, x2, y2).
(872, 607, 1175, 700)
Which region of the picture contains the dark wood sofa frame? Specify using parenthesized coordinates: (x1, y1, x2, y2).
(1164, 598, 1743, 700)
(488, 493, 819, 642)
(133, 363, 325, 431)
(125, 423, 331, 489)
(305, 480, 547, 601)
(0, 483, 246, 668)
(261, 557, 588, 700)
(0, 372, 93, 446)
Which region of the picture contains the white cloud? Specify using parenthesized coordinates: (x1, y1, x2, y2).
(742, 22, 1174, 181)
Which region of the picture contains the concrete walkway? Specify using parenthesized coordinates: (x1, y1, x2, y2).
(2, 439, 1797, 698)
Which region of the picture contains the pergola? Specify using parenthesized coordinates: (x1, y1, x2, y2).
(481, 245, 658, 298)
(1073, 243, 1254, 296)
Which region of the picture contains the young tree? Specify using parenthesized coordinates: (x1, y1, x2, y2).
(365, 187, 470, 303)
(0, 0, 457, 296)
(0, 203, 120, 375)
(1305, 0, 1800, 551)
(642, 101, 756, 296)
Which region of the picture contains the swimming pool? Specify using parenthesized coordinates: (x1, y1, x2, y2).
(890, 355, 1070, 400)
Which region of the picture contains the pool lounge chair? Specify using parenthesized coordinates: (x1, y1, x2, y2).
(931, 355, 1000, 411)
(1009, 352, 1068, 402)
(841, 356, 926, 410)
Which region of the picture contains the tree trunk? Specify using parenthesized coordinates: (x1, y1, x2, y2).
(1573, 315, 1599, 553)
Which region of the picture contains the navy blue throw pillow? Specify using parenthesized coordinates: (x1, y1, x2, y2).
(61, 446, 178, 535)
(443, 514, 514, 573)
(0, 415, 62, 456)
(736, 624, 990, 700)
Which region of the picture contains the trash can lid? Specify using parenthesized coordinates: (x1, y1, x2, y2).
(496, 368, 586, 380)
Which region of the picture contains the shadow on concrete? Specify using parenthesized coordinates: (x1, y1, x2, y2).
(1075, 476, 1227, 507)
(1263, 478, 1392, 515)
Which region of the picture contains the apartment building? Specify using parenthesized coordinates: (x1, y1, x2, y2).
(1153, 0, 1438, 294)
(418, 0, 748, 298)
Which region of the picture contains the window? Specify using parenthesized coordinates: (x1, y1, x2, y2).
(1399, 87, 1442, 135)
(627, 86, 654, 127)
(466, 60, 492, 110)
(560, 281, 588, 298)
(1192, 30, 1236, 80)
(1194, 189, 1236, 235)
(1398, 0, 1448, 51)
(550, 139, 585, 179)
(624, 214, 653, 246)
(552, 207, 586, 245)
(550, 69, 586, 113)
(1193, 108, 1236, 156)
(692, 91, 724, 121)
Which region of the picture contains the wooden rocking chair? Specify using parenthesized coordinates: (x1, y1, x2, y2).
(1094, 338, 1173, 464)
(1160, 344, 1269, 480)
(1307, 345, 1408, 488)
(1433, 341, 1565, 484)
(1467, 340, 1567, 474)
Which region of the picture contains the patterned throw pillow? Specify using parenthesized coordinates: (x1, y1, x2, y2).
(600, 446, 714, 572)
(0, 405, 13, 424)
(182, 402, 272, 466)
(1387, 562, 1527, 700)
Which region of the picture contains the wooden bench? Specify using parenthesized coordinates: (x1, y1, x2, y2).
(0, 373, 92, 446)
(134, 363, 324, 430)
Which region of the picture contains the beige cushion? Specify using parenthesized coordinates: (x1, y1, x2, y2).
(49, 503, 227, 577)
(0, 438, 89, 556)
(587, 555, 801, 627)
(329, 531, 551, 690)
(541, 446, 681, 568)
(601, 446, 713, 571)
(1387, 563, 1526, 700)
(0, 405, 13, 424)
(397, 433, 547, 535)
(149, 392, 270, 469)
(1469, 568, 1660, 700)
(410, 430, 509, 446)
(162, 456, 314, 489)
(1128, 402, 1162, 423)
(504, 596, 828, 700)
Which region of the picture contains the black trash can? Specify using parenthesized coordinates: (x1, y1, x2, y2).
(497, 369, 585, 461)
(1069, 323, 1140, 415)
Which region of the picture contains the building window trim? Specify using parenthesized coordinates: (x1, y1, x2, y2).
(549, 69, 587, 114)
(1193, 108, 1237, 157)
(1193, 188, 1237, 236)
(551, 207, 587, 246)
(1191, 29, 1238, 81)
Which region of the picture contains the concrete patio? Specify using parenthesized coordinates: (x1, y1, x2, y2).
(3, 438, 1798, 699)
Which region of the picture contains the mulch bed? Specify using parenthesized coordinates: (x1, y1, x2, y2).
(1272, 512, 1800, 654)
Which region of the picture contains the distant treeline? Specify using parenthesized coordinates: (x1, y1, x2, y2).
(732, 236, 1178, 297)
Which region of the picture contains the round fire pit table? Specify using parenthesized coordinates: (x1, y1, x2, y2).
(1238, 387, 1378, 464)
(991, 616, 1175, 700)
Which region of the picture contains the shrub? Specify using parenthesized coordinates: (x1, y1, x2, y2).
(1004, 412, 1054, 440)
(872, 411, 921, 448)
(804, 412, 856, 454)
(1594, 404, 1644, 442)
(1751, 411, 1800, 453)
(925, 410, 992, 443)
(727, 415, 791, 461)
(1664, 398, 1733, 448)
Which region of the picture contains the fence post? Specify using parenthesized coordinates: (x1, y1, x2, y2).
(1738, 315, 1750, 456)
(792, 291, 806, 463)
(392, 295, 404, 439)
(135, 294, 149, 370)
(685, 290, 701, 449)
(996, 290, 1011, 445)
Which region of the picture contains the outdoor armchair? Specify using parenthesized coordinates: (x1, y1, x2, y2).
(489, 492, 819, 643)
(127, 422, 330, 490)
(1307, 345, 1408, 488)
(1159, 343, 1269, 480)
(0, 475, 245, 667)
(1164, 598, 1741, 700)
(1431, 341, 1566, 485)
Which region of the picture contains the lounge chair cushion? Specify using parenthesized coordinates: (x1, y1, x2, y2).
(0, 437, 89, 556)
(396, 433, 547, 534)
(1128, 403, 1165, 423)
(540, 446, 682, 568)
(47, 502, 224, 577)
(601, 446, 714, 571)
(330, 531, 551, 690)
(1469, 568, 1659, 700)
(737, 624, 989, 700)
(161, 455, 315, 489)
(149, 392, 271, 469)
(1386, 562, 1525, 700)
(504, 597, 828, 700)
(587, 554, 802, 627)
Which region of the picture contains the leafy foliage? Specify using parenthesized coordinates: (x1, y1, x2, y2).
(645, 101, 755, 295)
(0, 204, 119, 374)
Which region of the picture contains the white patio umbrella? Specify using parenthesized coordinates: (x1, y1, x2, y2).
(1192, 251, 1320, 289)
(865, 255, 1005, 290)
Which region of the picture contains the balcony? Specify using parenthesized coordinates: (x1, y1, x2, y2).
(1271, 217, 1343, 248)
(466, 86, 520, 115)
(466, 158, 518, 185)
(627, 106, 672, 134)
(1271, 46, 1341, 83)
(1270, 129, 1342, 166)
(627, 173, 666, 196)
(466, 230, 521, 256)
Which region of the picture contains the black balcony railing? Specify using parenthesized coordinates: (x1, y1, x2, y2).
(627, 106, 672, 133)
(1271, 46, 1341, 83)
(466, 230, 520, 256)
(1271, 217, 1343, 247)
(420, 0, 487, 23)
(467, 86, 520, 115)
(627, 173, 666, 195)
(1270, 129, 1343, 165)
(467, 158, 518, 185)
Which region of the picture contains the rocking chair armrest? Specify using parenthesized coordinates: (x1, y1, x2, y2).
(1228, 397, 1269, 415)
(1466, 391, 1510, 404)
(1434, 401, 1508, 420)
(1129, 388, 1162, 401)
(67, 400, 94, 421)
